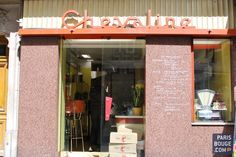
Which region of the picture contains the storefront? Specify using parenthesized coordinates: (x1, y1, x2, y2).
(16, 0, 236, 157)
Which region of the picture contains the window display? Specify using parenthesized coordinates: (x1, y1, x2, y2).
(193, 39, 233, 123)
(60, 39, 145, 156)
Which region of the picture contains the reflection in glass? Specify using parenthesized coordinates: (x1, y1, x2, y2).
(194, 39, 233, 123)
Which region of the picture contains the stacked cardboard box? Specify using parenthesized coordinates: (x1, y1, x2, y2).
(109, 126, 137, 157)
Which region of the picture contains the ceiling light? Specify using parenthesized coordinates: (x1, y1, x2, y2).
(81, 54, 91, 58)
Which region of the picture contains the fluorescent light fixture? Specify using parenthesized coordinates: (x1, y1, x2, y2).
(81, 54, 91, 58)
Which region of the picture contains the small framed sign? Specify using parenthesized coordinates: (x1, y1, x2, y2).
(213, 134, 233, 155)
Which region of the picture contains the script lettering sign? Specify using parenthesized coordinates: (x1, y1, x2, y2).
(62, 9, 195, 30)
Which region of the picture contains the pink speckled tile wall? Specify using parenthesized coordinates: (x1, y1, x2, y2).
(231, 38, 236, 102)
(18, 37, 60, 157)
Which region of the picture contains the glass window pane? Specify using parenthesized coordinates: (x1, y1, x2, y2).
(62, 39, 145, 156)
(193, 39, 233, 123)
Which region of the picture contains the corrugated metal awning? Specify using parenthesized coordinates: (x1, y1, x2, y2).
(22, 0, 235, 29)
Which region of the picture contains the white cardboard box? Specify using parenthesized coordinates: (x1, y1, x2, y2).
(109, 153, 137, 157)
(110, 132, 137, 144)
(109, 143, 137, 153)
(117, 125, 132, 133)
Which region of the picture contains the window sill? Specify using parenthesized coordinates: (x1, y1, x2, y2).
(115, 115, 144, 118)
(61, 151, 109, 157)
(192, 121, 234, 126)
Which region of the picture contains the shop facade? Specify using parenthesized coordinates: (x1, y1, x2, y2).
(13, 0, 236, 157)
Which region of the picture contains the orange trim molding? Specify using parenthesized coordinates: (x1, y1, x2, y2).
(19, 28, 236, 38)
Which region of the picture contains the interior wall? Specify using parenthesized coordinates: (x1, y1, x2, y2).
(211, 40, 232, 121)
(69, 65, 77, 98)
(80, 61, 91, 93)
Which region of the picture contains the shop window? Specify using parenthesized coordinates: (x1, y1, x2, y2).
(193, 39, 233, 123)
(60, 39, 145, 156)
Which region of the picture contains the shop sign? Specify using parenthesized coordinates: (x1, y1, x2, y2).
(62, 10, 195, 30)
(213, 134, 233, 155)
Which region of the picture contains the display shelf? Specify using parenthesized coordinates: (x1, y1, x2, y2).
(195, 105, 227, 111)
(196, 106, 227, 121)
(192, 120, 234, 126)
(115, 115, 144, 119)
(210, 108, 227, 111)
(196, 108, 227, 111)
(115, 115, 144, 124)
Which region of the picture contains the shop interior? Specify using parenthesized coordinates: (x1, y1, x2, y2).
(61, 39, 145, 153)
(193, 39, 233, 122)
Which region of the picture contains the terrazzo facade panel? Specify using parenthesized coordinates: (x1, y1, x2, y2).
(18, 37, 59, 157)
(145, 36, 234, 157)
(231, 38, 236, 101)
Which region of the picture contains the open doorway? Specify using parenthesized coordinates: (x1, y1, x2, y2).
(60, 39, 145, 156)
